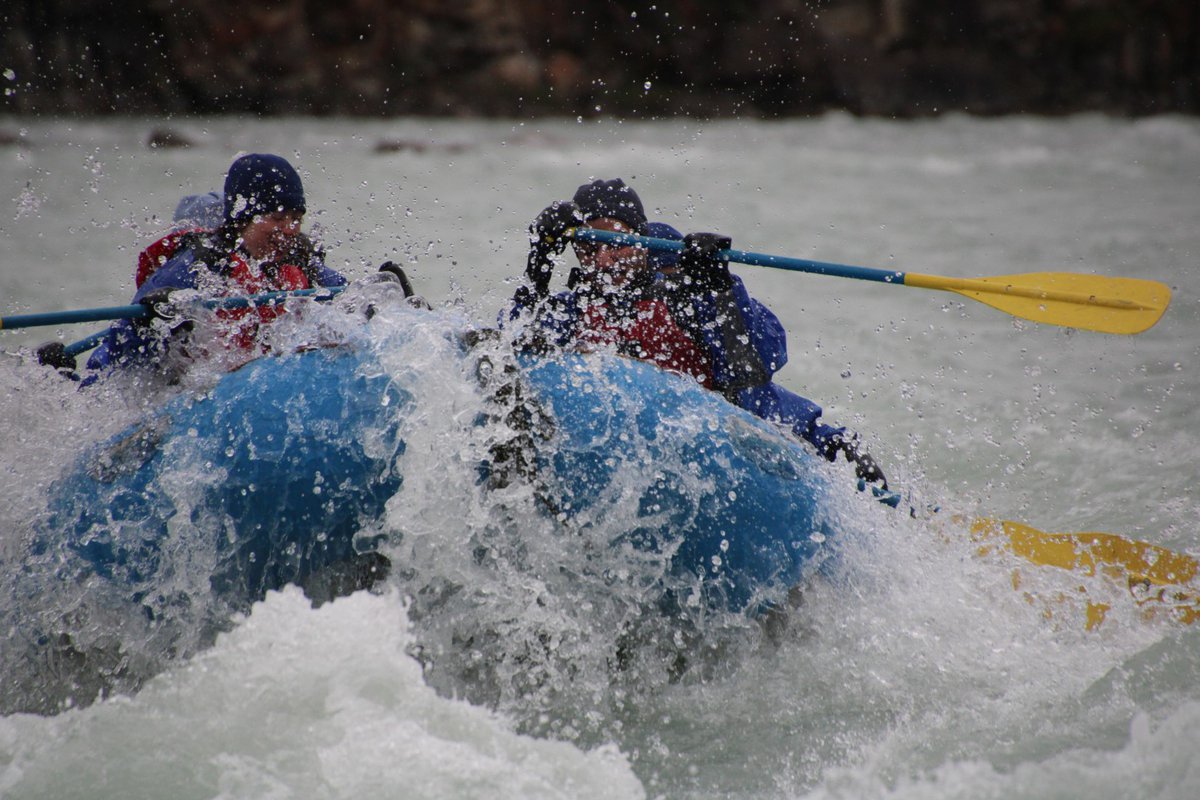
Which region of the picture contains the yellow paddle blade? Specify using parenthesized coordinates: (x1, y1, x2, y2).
(904, 272, 1171, 335)
(971, 518, 1200, 629)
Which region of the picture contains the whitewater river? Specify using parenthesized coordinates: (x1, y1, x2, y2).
(1, 113, 1198, 799)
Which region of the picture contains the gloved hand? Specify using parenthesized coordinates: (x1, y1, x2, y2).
(530, 201, 583, 257)
(36, 341, 77, 372)
(276, 231, 321, 268)
(359, 262, 431, 316)
(822, 433, 888, 490)
(263, 232, 325, 284)
(849, 448, 887, 489)
(137, 287, 195, 337)
(138, 287, 178, 321)
(525, 201, 583, 299)
(679, 232, 734, 294)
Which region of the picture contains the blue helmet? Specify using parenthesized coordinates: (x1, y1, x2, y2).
(172, 191, 223, 229)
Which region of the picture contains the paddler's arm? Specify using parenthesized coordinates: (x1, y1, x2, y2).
(503, 201, 587, 351)
(668, 232, 782, 396)
(738, 383, 889, 490)
(83, 248, 204, 376)
(512, 201, 583, 312)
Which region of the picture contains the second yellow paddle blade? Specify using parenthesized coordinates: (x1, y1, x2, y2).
(905, 272, 1171, 335)
(971, 518, 1200, 628)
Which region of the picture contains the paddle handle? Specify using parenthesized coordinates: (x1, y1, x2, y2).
(201, 286, 342, 311)
(63, 330, 112, 358)
(726, 247, 906, 284)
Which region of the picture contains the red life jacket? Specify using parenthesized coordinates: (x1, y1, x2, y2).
(136, 228, 205, 288)
(212, 252, 312, 352)
(580, 298, 714, 387)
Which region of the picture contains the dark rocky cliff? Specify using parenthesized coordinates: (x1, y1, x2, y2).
(1, 0, 1195, 118)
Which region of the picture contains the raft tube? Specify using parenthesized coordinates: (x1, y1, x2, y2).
(43, 343, 843, 616)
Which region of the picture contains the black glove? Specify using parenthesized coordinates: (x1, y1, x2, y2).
(137, 288, 195, 338)
(525, 201, 583, 299)
(530, 201, 583, 257)
(679, 232, 733, 294)
(378, 261, 417, 298)
(138, 287, 177, 321)
(822, 434, 888, 490)
(36, 341, 77, 372)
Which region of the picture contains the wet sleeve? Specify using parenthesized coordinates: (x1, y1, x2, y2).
(736, 382, 845, 451)
(696, 276, 787, 394)
(133, 249, 201, 301)
(312, 263, 348, 288)
(500, 291, 581, 351)
(731, 277, 788, 375)
(85, 320, 152, 372)
(88, 249, 201, 374)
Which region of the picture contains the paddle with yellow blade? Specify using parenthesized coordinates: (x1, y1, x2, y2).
(970, 519, 1199, 630)
(571, 228, 1171, 335)
(569, 228, 1186, 626)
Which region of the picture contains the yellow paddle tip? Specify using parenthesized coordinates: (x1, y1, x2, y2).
(906, 272, 1172, 335)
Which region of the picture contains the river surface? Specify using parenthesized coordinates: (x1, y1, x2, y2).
(1, 113, 1198, 799)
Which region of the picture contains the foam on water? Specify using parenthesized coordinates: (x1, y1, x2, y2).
(0, 588, 644, 800)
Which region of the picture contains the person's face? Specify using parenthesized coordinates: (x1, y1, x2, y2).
(239, 210, 304, 260)
(571, 217, 648, 291)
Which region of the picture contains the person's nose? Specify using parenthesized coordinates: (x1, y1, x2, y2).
(598, 245, 636, 271)
(594, 246, 618, 270)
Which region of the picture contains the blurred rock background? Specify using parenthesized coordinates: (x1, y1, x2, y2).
(1, 0, 1196, 117)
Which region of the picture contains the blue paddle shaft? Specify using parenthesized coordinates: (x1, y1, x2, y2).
(64, 330, 113, 358)
(1, 305, 150, 330)
(2, 286, 345, 333)
(7, 286, 347, 360)
(571, 228, 906, 285)
(203, 287, 343, 311)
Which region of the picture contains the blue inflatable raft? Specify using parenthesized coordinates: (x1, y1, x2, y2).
(44, 339, 846, 618)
